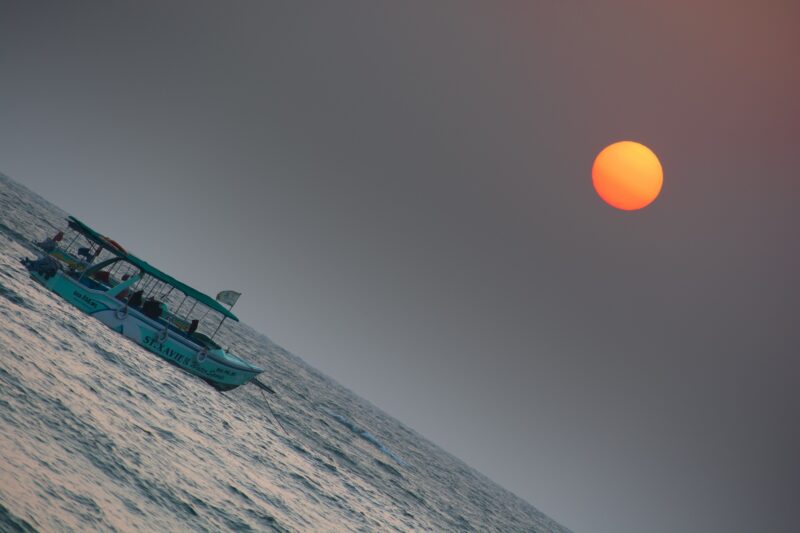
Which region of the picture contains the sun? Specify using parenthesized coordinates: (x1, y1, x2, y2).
(592, 141, 663, 210)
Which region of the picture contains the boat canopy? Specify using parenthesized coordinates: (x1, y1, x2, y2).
(67, 216, 239, 322)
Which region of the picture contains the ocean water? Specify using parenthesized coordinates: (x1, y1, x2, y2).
(0, 172, 569, 532)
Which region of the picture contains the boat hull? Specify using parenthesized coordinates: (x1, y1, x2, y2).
(27, 267, 262, 391)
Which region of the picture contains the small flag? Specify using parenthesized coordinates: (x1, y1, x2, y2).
(216, 290, 241, 307)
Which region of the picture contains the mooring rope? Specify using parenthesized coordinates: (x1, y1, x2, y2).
(257, 386, 289, 437)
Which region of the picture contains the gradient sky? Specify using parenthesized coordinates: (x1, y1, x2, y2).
(2, 2, 798, 532)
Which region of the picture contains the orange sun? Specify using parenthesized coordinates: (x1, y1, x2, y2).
(592, 141, 663, 210)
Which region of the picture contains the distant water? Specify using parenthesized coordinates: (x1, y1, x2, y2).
(0, 172, 569, 532)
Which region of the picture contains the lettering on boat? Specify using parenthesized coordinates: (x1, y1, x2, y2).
(72, 290, 98, 309)
(143, 335, 192, 365)
(142, 336, 238, 379)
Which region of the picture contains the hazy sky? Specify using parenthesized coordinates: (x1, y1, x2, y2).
(2, 2, 798, 532)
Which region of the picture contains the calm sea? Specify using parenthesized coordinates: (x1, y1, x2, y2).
(0, 172, 568, 532)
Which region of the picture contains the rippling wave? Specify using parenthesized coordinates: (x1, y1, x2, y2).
(0, 172, 568, 532)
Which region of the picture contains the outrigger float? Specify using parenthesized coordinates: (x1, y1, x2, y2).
(22, 216, 269, 392)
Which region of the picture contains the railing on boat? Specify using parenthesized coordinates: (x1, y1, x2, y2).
(42, 218, 238, 353)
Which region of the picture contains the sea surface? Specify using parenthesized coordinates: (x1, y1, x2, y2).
(0, 172, 569, 532)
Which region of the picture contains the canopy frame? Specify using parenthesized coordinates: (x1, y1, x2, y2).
(66, 216, 239, 322)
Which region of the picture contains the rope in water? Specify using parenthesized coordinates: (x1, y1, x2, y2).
(257, 386, 288, 437)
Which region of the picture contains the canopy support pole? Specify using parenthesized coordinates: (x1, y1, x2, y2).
(210, 316, 227, 341)
(65, 232, 79, 254)
(184, 300, 199, 321)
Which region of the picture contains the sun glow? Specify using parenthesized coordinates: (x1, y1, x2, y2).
(592, 141, 663, 210)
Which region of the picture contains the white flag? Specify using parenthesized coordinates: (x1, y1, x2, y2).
(216, 290, 241, 307)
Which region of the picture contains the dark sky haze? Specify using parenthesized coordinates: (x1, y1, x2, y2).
(2, 2, 799, 532)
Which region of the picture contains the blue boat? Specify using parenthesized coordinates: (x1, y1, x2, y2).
(23, 216, 264, 391)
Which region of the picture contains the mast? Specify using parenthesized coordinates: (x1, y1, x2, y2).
(210, 292, 240, 341)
